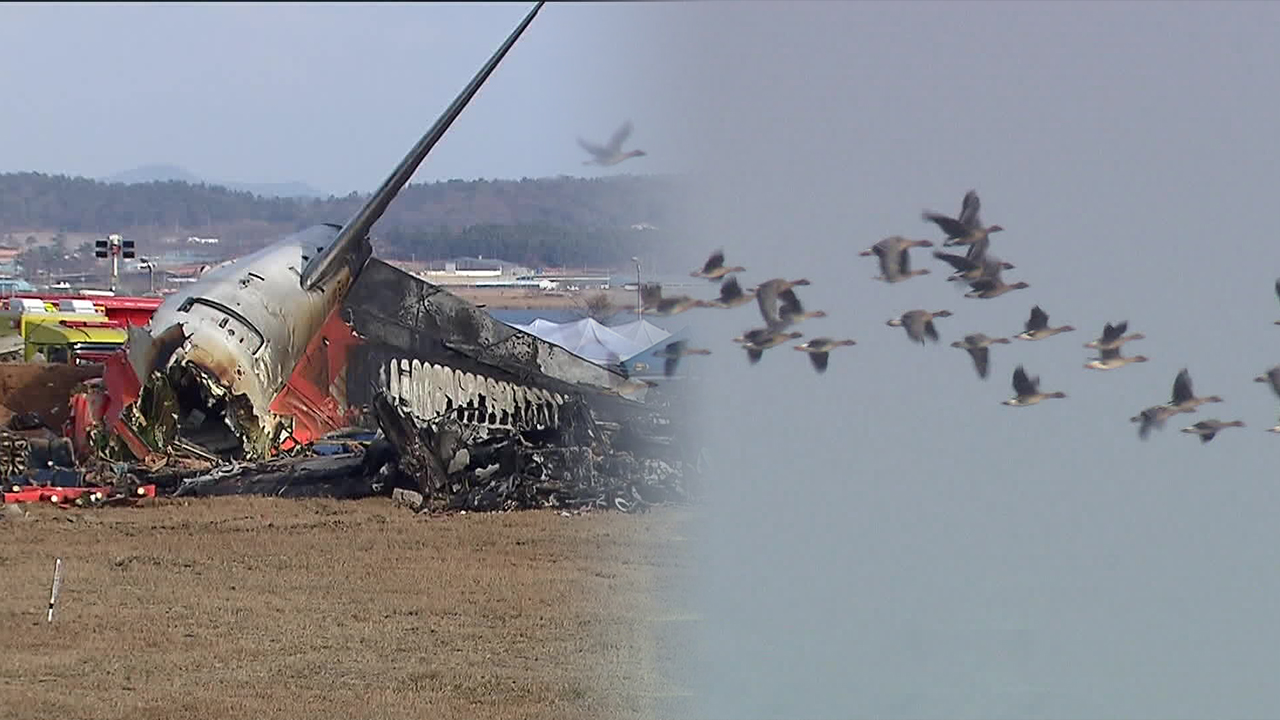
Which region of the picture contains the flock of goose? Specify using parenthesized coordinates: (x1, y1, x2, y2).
(639, 189, 1280, 444)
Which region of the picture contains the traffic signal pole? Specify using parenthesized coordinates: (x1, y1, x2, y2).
(94, 234, 135, 293)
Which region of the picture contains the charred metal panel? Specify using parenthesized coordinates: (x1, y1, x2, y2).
(343, 259, 650, 403)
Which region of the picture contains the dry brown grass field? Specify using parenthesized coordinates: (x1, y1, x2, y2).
(0, 497, 691, 720)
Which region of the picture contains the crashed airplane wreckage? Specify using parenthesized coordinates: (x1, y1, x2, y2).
(60, 1, 698, 513)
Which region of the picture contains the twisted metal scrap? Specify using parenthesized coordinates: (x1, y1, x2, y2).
(371, 387, 692, 515)
(440, 443, 689, 514)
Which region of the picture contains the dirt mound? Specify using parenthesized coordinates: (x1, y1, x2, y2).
(0, 362, 102, 431)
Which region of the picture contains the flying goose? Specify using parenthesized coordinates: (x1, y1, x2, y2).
(736, 328, 804, 364)
(691, 249, 745, 281)
(706, 275, 756, 309)
(1180, 419, 1245, 444)
(932, 247, 1015, 283)
(1130, 404, 1182, 440)
(859, 236, 934, 283)
(886, 309, 953, 345)
(1003, 364, 1067, 406)
(921, 190, 1003, 247)
(648, 296, 713, 316)
(1083, 321, 1145, 350)
(637, 280, 714, 316)
(1015, 305, 1075, 341)
(859, 235, 934, 258)
(754, 278, 812, 329)
(777, 288, 827, 326)
(653, 340, 712, 377)
(1167, 368, 1223, 414)
(734, 327, 803, 346)
(1084, 343, 1149, 371)
(1256, 366, 1280, 400)
(877, 244, 932, 283)
(577, 120, 646, 166)
(950, 333, 1011, 379)
(793, 337, 857, 374)
(964, 259, 1029, 298)
(639, 281, 712, 316)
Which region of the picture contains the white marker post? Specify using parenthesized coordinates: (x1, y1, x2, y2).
(47, 558, 64, 623)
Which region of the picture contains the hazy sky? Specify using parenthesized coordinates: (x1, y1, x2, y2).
(664, 2, 1280, 719)
(0, 2, 681, 195)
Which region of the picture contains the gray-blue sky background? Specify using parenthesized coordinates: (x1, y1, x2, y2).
(667, 2, 1280, 718)
(0, 2, 684, 195)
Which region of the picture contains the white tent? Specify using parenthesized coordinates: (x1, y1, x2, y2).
(510, 317, 671, 365)
(610, 318, 672, 349)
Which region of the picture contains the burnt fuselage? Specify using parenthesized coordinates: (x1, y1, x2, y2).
(131, 224, 371, 450)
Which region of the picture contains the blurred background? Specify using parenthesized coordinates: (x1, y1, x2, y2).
(659, 2, 1280, 718)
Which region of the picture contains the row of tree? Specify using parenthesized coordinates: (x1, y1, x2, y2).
(373, 222, 675, 269)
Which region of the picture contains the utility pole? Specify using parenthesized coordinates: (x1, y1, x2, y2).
(631, 256, 642, 320)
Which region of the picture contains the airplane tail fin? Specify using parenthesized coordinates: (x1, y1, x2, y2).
(301, 1, 546, 291)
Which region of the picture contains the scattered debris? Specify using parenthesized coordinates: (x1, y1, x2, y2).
(0, 429, 29, 477)
(171, 453, 373, 499)
(391, 488, 426, 512)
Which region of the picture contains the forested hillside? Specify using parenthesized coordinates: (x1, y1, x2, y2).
(0, 172, 686, 268)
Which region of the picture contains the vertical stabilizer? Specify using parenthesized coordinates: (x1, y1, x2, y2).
(300, 1, 546, 291)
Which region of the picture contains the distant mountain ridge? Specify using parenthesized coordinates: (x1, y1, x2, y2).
(101, 164, 327, 199)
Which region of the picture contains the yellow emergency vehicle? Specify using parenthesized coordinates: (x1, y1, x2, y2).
(0, 297, 127, 365)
